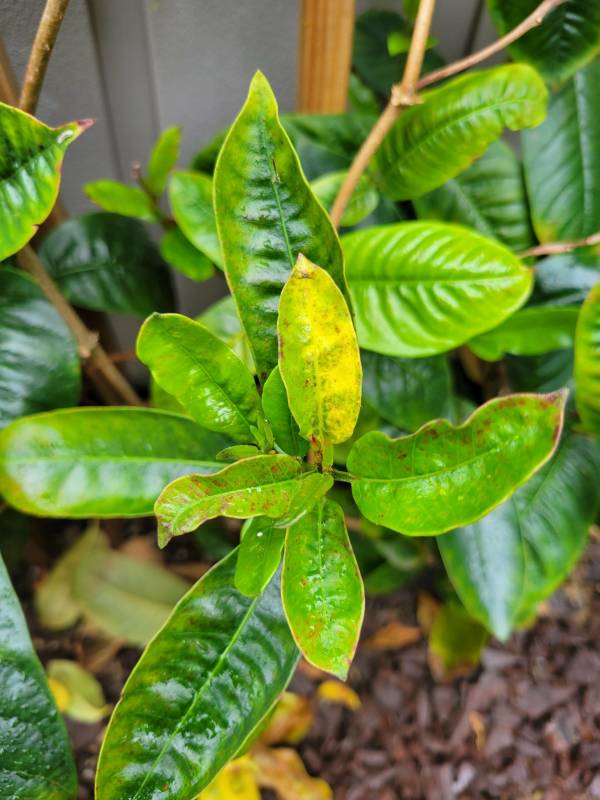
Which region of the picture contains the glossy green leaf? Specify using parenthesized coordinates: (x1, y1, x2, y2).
(0, 553, 77, 799)
(155, 454, 333, 547)
(439, 430, 600, 638)
(169, 169, 222, 266)
(282, 498, 364, 679)
(39, 212, 175, 316)
(575, 282, 600, 432)
(262, 366, 308, 457)
(159, 226, 214, 281)
(214, 71, 346, 381)
(487, 0, 600, 86)
(198, 295, 254, 372)
(361, 350, 452, 432)
(0, 105, 89, 261)
(414, 140, 535, 252)
(0, 268, 80, 429)
(522, 56, 600, 242)
(311, 170, 379, 227)
(146, 126, 181, 196)
(137, 313, 263, 443)
(428, 601, 488, 679)
(469, 307, 579, 361)
(95, 551, 299, 800)
(343, 222, 533, 357)
(235, 516, 285, 597)
(507, 350, 574, 394)
(373, 65, 547, 201)
(531, 249, 600, 307)
(348, 391, 567, 536)
(0, 408, 224, 517)
(278, 256, 362, 447)
(85, 179, 159, 222)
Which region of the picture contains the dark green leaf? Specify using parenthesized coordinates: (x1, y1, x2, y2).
(235, 516, 285, 597)
(262, 366, 308, 457)
(575, 281, 600, 432)
(168, 170, 223, 267)
(85, 180, 159, 222)
(531, 248, 600, 307)
(159, 226, 214, 282)
(507, 350, 574, 394)
(146, 126, 181, 196)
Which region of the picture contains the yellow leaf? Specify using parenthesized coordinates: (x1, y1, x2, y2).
(317, 680, 361, 710)
(198, 756, 260, 800)
(363, 621, 422, 652)
(260, 692, 314, 745)
(46, 659, 110, 723)
(253, 746, 332, 800)
(47, 676, 70, 712)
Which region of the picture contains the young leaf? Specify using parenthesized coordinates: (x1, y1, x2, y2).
(95, 551, 299, 800)
(282, 498, 364, 679)
(487, 0, 600, 86)
(348, 391, 567, 536)
(262, 366, 308, 457)
(0, 408, 225, 517)
(278, 255, 362, 447)
(39, 213, 175, 317)
(146, 125, 181, 196)
(414, 140, 535, 252)
(0, 268, 80, 429)
(0, 553, 77, 799)
(522, 56, 600, 242)
(214, 71, 346, 381)
(373, 64, 547, 200)
(235, 516, 286, 597)
(311, 170, 379, 227)
(575, 282, 600, 433)
(85, 179, 159, 222)
(0, 105, 89, 261)
(159, 226, 214, 281)
(343, 222, 533, 357)
(169, 169, 223, 266)
(439, 430, 600, 639)
(137, 313, 263, 443)
(155, 454, 333, 547)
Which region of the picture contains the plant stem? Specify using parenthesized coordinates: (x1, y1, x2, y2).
(520, 230, 600, 258)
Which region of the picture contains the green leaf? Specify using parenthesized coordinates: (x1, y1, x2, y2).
(361, 350, 452, 432)
(0, 553, 77, 799)
(373, 65, 548, 201)
(522, 56, 600, 242)
(575, 282, 600, 432)
(47, 659, 109, 724)
(0, 268, 80, 428)
(439, 430, 600, 638)
(0, 408, 224, 517)
(348, 74, 380, 116)
(348, 391, 567, 536)
(311, 170, 379, 227)
(262, 366, 308, 457)
(531, 248, 600, 307)
(235, 516, 285, 597)
(414, 140, 535, 252)
(469, 307, 579, 361)
(278, 256, 361, 449)
(137, 313, 263, 443)
(487, 0, 600, 86)
(160, 226, 214, 281)
(0, 105, 89, 261)
(198, 295, 254, 372)
(169, 169, 222, 266)
(146, 126, 181, 196)
(96, 551, 299, 800)
(428, 601, 488, 680)
(85, 179, 159, 222)
(213, 71, 346, 381)
(282, 498, 364, 679)
(39, 212, 175, 316)
(343, 222, 533, 357)
(155, 454, 333, 547)
(507, 350, 574, 394)
(216, 445, 260, 462)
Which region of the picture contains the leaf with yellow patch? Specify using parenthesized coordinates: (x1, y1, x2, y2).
(252, 746, 333, 800)
(317, 680, 361, 710)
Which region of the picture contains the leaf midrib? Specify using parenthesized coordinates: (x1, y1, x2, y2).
(355, 445, 500, 484)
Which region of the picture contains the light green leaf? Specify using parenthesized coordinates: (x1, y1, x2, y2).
(348, 391, 567, 536)
(0, 408, 224, 518)
(235, 516, 286, 597)
(155, 454, 333, 547)
(278, 255, 362, 448)
(214, 71, 346, 381)
(311, 170, 379, 227)
(0, 105, 89, 261)
(487, 0, 600, 86)
(414, 140, 535, 252)
(39, 212, 175, 316)
(85, 179, 159, 222)
(169, 169, 222, 266)
(198, 295, 255, 372)
(262, 366, 308, 457)
(95, 551, 299, 800)
(146, 126, 181, 196)
(160, 226, 214, 281)
(217, 445, 260, 462)
(0, 268, 80, 429)
(575, 281, 600, 432)
(137, 313, 263, 443)
(522, 56, 600, 242)
(282, 498, 364, 679)
(343, 222, 533, 357)
(47, 659, 110, 723)
(0, 553, 77, 799)
(373, 64, 547, 201)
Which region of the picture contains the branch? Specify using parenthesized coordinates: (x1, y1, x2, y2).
(19, 0, 70, 113)
(520, 230, 600, 259)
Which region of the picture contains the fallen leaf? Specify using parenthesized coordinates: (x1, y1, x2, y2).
(363, 621, 422, 651)
(260, 692, 314, 745)
(417, 591, 440, 635)
(428, 601, 488, 682)
(118, 535, 162, 564)
(468, 710, 486, 752)
(46, 659, 110, 723)
(317, 680, 361, 710)
(252, 746, 333, 800)
(198, 755, 260, 799)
